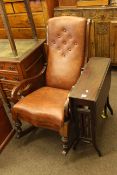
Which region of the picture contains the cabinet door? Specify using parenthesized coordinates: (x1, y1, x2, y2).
(110, 21, 117, 65)
(95, 22, 110, 58)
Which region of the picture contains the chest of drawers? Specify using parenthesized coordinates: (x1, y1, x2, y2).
(0, 39, 45, 107)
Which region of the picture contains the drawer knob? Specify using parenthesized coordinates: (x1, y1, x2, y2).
(14, 77, 19, 81)
(8, 66, 15, 71)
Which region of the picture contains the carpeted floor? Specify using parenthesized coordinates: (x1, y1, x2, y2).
(0, 69, 117, 175)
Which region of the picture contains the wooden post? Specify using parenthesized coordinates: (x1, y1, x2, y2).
(0, 0, 18, 56)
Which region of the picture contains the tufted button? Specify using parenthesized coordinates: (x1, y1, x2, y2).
(63, 41, 66, 45)
(62, 53, 66, 57)
(57, 35, 61, 38)
(68, 48, 71, 51)
(74, 42, 78, 45)
(63, 28, 67, 32)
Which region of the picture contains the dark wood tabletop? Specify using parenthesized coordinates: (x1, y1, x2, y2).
(69, 57, 111, 103)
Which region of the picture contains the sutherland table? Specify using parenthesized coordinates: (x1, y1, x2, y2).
(69, 57, 113, 156)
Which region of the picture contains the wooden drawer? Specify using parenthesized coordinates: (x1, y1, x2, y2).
(0, 28, 46, 39)
(77, 0, 108, 6)
(0, 62, 18, 72)
(0, 73, 23, 82)
(0, 13, 45, 28)
(5, 3, 14, 14)
(59, 0, 77, 6)
(4, 63, 18, 72)
(1, 82, 19, 90)
(13, 1, 42, 13)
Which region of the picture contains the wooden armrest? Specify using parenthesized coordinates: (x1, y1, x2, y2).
(11, 64, 47, 104)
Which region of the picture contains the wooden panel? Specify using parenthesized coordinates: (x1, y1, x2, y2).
(25, 55, 44, 77)
(95, 22, 110, 58)
(21, 46, 44, 69)
(4, 0, 23, 2)
(0, 72, 23, 81)
(41, 0, 49, 21)
(5, 3, 14, 14)
(0, 28, 46, 39)
(77, 0, 109, 6)
(13, 1, 42, 13)
(46, 0, 59, 17)
(0, 13, 45, 28)
(1, 82, 18, 90)
(54, 7, 117, 64)
(110, 21, 117, 64)
(89, 20, 95, 57)
(59, 0, 77, 6)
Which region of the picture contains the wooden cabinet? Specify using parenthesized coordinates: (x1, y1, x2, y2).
(77, 0, 109, 6)
(0, 39, 45, 107)
(54, 6, 117, 65)
(0, 98, 15, 152)
(110, 21, 117, 64)
(59, 0, 77, 6)
(0, 0, 58, 39)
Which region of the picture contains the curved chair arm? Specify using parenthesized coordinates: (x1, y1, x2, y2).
(11, 64, 47, 104)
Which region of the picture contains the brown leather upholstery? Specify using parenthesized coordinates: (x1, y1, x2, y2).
(46, 16, 87, 90)
(11, 16, 90, 154)
(13, 87, 69, 131)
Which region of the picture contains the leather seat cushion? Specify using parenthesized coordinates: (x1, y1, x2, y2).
(13, 87, 69, 131)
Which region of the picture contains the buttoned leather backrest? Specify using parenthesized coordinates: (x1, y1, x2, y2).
(46, 16, 87, 90)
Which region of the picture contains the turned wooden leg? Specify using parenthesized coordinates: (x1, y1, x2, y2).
(61, 136, 69, 155)
(15, 119, 22, 139)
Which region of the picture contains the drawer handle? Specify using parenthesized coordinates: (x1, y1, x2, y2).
(13, 77, 19, 81)
(8, 66, 15, 71)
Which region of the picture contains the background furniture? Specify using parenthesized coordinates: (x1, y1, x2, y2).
(77, 0, 109, 6)
(11, 16, 90, 155)
(58, 0, 109, 7)
(0, 39, 45, 108)
(0, 0, 46, 108)
(58, 0, 77, 6)
(69, 57, 113, 156)
(0, 98, 15, 152)
(54, 6, 117, 65)
(0, 0, 59, 39)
